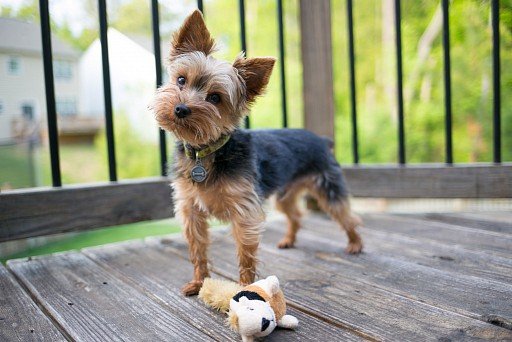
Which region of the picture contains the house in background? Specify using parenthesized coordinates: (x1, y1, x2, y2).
(79, 28, 168, 143)
(0, 17, 101, 145)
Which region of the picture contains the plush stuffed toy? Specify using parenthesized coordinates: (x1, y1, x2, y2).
(198, 275, 299, 342)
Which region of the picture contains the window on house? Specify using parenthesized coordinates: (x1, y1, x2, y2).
(54, 60, 73, 80)
(21, 103, 34, 121)
(7, 56, 21, 75)
(56, 98, 77, 116)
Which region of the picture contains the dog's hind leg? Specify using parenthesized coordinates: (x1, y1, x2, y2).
(275, 182, 304, 249)
(319, 198, 363, 254)
(306, 161, 363, 254)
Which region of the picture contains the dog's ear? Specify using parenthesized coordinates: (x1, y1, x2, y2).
(170, 10, 215, 58)
(234, 54, 276, 103)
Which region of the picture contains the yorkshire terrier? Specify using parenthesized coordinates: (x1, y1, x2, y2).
(151, 10, 362, 296)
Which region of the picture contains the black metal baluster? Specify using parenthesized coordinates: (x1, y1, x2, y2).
(98, 0, 117, 181)
(347, 0, 358, 164)
(442, 0, 453, 164)
(492, 0, 501, 163)
(395, 0, 405, 164)
(39, 0, 61, 186)
(277, 0, 288, 128)
(239, 0, 249, 129)
(151, 0, 167, 176)
(197, 0, 203, 13)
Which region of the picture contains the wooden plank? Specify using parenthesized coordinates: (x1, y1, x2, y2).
(83, 238, 364, 341)
(300, 0, 334, 139)
(343, 164, 512, 198)
(82, 240, 239, 341)
(0, 177, 173, 242)
(303, 215, 512, 284)
(259, 219, 512, 326)
(152, 233, 512, 340)
(7, 252, 213, 341)
(404, 212, 512, 234)
(361, 214, 512, 257)
(0, 264, 65, 341)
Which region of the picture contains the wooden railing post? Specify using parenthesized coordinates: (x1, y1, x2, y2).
(300, 0, 335, 140)
(300, 0, 334, 210)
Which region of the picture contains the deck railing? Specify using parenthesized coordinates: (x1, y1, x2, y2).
(0, 0, 510, 242)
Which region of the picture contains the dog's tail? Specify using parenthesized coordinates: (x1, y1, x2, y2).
(198, 278, 243, 313)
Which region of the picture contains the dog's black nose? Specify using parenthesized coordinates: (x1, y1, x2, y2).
(174, 104, 191, 118)
(261, 318, 270, 332)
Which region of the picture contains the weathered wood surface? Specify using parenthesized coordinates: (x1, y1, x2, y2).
(2, 212, 512, 341)
(304, 215, 512, 284)
(83, 238, 363, 341)
(156, 231, 512, 341)
(1, 165, 510, 243)
(7, 253, 212, 341)
(343, 164, 512, 198)
(0, 177, 173, 242)
(404, 212, 512, 234)
(361, 214, 512, 257)
(0, 264, 65, 342)
(260, 220, 512, 324)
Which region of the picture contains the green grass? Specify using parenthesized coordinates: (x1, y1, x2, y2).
(0, 144, 34, 189)
(1, 219, 183, 264)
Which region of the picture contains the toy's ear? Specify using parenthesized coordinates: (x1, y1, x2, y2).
(266, 276, 280, 295)
(233, 54, 276, 103)
(170, 10, 215, 59)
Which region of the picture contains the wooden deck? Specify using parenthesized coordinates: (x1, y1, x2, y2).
(2, 212, 512, 341)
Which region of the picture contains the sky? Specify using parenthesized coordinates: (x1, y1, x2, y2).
(0, 0, 193, 35)
(1, 0, 88, 34)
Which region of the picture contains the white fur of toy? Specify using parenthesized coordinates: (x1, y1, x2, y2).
(230, 296, 277, 341)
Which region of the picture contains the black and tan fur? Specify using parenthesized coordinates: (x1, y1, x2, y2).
(150, 10, 362, 296)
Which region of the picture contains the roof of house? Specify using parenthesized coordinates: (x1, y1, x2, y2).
(0, 17, 79, 58)
(126, 33, 170, 59)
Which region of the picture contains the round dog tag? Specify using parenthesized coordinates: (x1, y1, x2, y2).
(191, 164, 207, 182)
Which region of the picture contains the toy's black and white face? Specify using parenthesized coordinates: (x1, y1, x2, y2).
(231, 297, 277, 338)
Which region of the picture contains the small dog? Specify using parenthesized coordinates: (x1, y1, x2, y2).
(151, 10, 362, 296)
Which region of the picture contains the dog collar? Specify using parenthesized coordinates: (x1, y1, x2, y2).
(183, 134, 231, 159)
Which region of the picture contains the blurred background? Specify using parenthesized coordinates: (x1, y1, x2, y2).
(1, 0, 511, 260)
(1, 0, 510, 190)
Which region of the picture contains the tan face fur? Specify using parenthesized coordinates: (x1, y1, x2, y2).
(150, 10, 275, 147)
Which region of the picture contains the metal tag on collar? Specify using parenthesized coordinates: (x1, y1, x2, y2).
(191, 153, 207, 183)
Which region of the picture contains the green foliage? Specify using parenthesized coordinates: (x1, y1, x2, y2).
(55, 21, 98, 52)
(110, 0, 152, 34)
(94, 113, 160, 180)
(2, 0, 511, 177)
(331, 0, 512, 163)
(202, 0, 303, 129)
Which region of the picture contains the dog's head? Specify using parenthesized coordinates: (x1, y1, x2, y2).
(150, 10, 275, 147)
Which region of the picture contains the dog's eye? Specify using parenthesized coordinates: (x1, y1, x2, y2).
(177, 76, 186, 86)
(206, 93, 221, 104)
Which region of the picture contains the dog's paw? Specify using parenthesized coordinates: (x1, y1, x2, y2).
(345, 241, 363, 254)
(277, 238, 295, 249)
(181, 280, 203, 296)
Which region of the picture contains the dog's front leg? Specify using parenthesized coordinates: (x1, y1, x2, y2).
(179, 200, 210, 296)
(232, 216, 263, 285)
